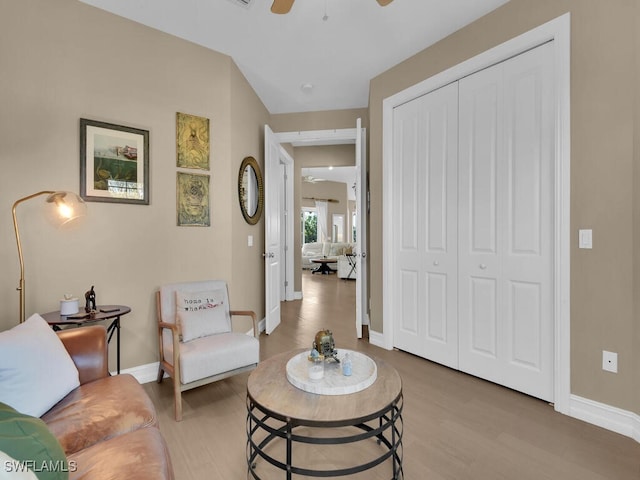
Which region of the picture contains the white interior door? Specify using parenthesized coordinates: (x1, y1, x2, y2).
(355, 118, 368, 338)
(458, 42, 554, 401)
(391, 83, 459, 368)
(281, 149, 295, 302)
(264, 124, 281, 334)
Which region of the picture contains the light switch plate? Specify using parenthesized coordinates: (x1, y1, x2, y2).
(248, 235, 253, 247)
(579, 229, 592, 249)
(602, 350, 618, 373)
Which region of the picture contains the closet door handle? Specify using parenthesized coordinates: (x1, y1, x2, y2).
(433, 261, 439, 266)
(479, 264, 487, 270)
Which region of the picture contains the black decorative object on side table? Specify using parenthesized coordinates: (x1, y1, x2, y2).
(84, 285, 97, 313)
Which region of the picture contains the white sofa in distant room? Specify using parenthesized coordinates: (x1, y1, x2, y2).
(301, 242, 354, 270)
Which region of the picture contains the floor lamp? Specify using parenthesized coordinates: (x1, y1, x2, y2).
(12, 191, 87, 324)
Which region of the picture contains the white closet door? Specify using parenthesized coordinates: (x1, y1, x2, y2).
(458, 42, 554, 401)
(392, 82, 459, 368)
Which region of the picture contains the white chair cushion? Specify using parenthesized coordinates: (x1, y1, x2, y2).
(175, 289, 225, 313)
(176, 307, 230, 342)
(160, 282, 231, 353)
(0, 314, 80, 417)
(160, 281, 230, 324)
(165, 333, 259, 384)
(175, 289, 230, 342)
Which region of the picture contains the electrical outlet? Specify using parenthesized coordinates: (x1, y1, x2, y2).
(602, 350, 618, 373)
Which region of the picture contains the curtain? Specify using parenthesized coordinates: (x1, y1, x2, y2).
(315, 200, 328, 243)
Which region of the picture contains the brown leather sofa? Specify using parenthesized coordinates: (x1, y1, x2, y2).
(42, 325, 174, 479)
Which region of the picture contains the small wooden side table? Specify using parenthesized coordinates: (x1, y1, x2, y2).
(41, 305, 131, 374)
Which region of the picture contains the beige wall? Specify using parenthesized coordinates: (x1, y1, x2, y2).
(0, 0, 267, 370)
(301, 180, 350, 237)
(230, 63, 270, 332)
(270, 109, 369, 132)
(369, 0, 639, 414)
(633, 3, 640, 413)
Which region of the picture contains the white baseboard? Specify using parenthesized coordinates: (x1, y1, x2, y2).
(367, 334, 639, 443)
(285, 291, 303, 301)
(113, 362, 160, 384)
(569, 394, 640, 442)
(368, 330, 391, 350)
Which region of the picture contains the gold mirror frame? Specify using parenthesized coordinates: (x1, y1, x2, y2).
(238, 156, 264, 225)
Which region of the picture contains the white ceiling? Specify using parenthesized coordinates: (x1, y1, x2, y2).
(302, 166, 357, 200)
(79, 0, 509, 114)
(302, 166, 356, 185)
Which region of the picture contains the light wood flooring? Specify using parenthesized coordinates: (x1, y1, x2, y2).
(143, 271, 640, 479)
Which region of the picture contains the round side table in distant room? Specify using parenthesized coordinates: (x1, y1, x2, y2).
(310, 257, 338, 274)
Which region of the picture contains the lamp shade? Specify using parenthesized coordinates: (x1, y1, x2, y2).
(12, 190, 87, 323)
(45, 191, 87, 226)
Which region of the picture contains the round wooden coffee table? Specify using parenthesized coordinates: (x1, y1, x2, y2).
(246, 349, 403, 479)
(310, 257, 337, 274)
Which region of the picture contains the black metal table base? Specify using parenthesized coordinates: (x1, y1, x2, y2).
(246, 393, 403, 479)
(344, 255, 356, 280)
(105, 317, 121, 374)
(311, 262, 336, 275)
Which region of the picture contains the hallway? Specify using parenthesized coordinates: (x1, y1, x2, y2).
(259, 270, 359, 361)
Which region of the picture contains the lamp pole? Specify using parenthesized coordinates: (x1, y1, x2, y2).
(12, 191, 55, 324)
(12, 190, 86, 324)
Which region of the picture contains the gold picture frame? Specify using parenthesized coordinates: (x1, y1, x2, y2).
(176, 112, 210, 170)
(238, 156, 264, 225)
(176, 172, 210, 227)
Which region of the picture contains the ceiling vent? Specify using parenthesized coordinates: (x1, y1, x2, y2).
(228, 0, 253, 8)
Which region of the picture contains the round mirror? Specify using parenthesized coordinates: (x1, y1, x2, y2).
(238, 156, 264, 225)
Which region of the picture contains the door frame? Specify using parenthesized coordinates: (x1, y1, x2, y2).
(281, 146, 295, 301)
(275, 124, 369, 334)
(380, 14, 571, 413)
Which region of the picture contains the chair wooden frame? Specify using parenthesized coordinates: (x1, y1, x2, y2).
(156, 290, 259, 421)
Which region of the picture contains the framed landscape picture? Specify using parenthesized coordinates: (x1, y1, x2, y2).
(80, 118, 149, 204)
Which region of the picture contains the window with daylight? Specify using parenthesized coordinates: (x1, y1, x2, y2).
(301, 209, 317, 244)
